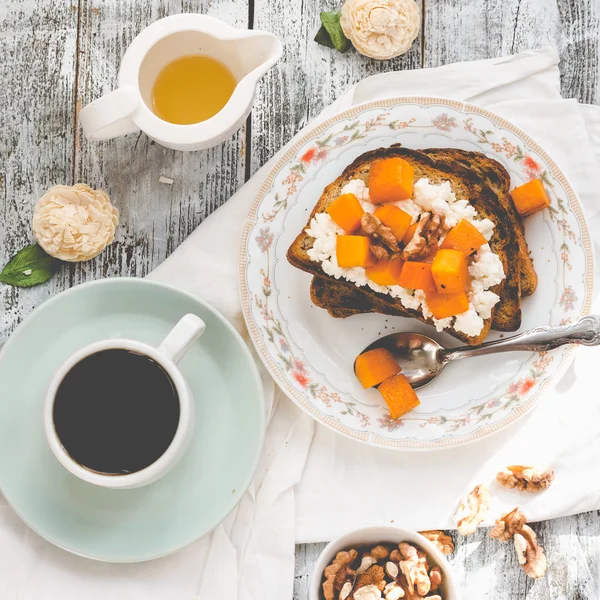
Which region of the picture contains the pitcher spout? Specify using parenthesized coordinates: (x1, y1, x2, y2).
(235, 31, 283, 80)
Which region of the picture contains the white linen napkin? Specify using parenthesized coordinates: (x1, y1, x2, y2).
(3, 48, 600, 600)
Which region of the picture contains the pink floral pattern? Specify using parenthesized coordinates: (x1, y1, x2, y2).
(243, 101, 591, 446)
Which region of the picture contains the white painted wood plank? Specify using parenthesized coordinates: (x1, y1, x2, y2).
(0, 1, 79, 342)
(424, 0, 600, 103)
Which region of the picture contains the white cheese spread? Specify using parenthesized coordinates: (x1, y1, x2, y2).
(307, 178, 506, 336)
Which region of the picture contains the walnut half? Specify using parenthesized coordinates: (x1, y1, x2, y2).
(361, 213, 399, 256)
(514, 525, 548, 579)
(490, 507, 548, 579)
(454, 484, 491, 536)
(489, 507, 527, 542)
(496, 465, 555, 493)
(401, 212, 445, 261)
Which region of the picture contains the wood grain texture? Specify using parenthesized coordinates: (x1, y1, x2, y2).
(0, 0, 249, 344)
(0, 0, 78, 341)
(424, 0, 600, 103)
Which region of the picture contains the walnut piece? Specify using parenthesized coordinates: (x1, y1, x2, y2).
(488, 507, 548, 579)
(383, 582, 405, 600)
(354, 565, 386, 594)
(454, 484, 491, 535)
(419, 530, 454, 554)
(490, 507, 528, 542)
(398, 543, 431, 597)
(368, 545, 391, 561)
(356, 556, 377, 576)
(429, 566, 442, 591)
(389, 549, 401, 563)
(323, 550, 358, 600)
(514, 525, 548, 579)
(340, 582, 353, 600)
(361, 213, 400, 254)
(353, 585, 383, 600)
(370, 244, 393, 261)
(496, 465, 555, 493)
(401, 212, 445, 261)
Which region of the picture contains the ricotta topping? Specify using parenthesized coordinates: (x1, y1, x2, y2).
(307, 178, 506, 336)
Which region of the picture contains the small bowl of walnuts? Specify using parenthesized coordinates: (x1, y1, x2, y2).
(310, 526, 459, 600)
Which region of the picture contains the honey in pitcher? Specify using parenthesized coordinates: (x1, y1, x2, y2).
(151, 55, 237, 125)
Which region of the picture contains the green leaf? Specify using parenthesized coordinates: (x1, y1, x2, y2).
(0, 244, 57, 287)
(314, 11, 351, 53)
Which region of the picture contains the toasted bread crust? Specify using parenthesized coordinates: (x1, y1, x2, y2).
(287, 146, 519, 345)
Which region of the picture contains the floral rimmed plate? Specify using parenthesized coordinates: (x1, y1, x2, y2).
(240, 97, 594, 450)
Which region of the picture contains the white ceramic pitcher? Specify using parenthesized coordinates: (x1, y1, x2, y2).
(79, 14, 282, 151)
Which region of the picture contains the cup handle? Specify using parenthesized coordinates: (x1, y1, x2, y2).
(157, 314, 206, 365)
(79, 86, 140, 141)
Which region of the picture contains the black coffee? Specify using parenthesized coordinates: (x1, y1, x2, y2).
(53, 349, 180, 475)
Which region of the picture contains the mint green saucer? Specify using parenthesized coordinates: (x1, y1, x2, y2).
(0, 278, 265, 562)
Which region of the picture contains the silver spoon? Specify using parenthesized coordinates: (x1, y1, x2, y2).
(357, 315, 600, 389)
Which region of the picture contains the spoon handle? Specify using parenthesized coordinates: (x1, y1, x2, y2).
(440, 315, 600, 364)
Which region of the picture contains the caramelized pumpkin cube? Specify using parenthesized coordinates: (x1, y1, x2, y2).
(378, 373, 420, 420)
(511, 179, 551, 217)
(403, 222, 418, 246)
(425, 289, 469, 319)
(366, 257, 404, 287)
(369, 157, 415, 203)
(397, 261, 437, 293)
(431, 249, 469, 294)
(440, 219, 487, 255)
(327, 193, 365, 233)
(336, 235, 374, 268)
(355, 348, 401, 389)
(374, 205, 413, 242)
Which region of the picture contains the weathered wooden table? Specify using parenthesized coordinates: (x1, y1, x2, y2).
(1, 1, 599, 598)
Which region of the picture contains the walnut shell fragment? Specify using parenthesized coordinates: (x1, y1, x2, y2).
(454, 484, 491, 535)
(419, 531, 454, 554)
(496, 465, 555, 493)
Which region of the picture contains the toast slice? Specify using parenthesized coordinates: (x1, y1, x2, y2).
(305, 149, 531, 332)
(287, 146, 516, 345)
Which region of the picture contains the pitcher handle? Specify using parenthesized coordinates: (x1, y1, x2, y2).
(79, 86, 140, 141)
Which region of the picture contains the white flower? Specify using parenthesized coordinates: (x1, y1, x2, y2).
(340, 0, 420, 60)
(32, 184, 119, 262)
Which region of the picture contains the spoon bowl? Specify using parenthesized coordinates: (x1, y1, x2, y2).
(357, 315, 600, 389)
(361, 332, 445, 389)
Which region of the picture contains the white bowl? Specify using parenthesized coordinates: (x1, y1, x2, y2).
(309, 526, 460, 600)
